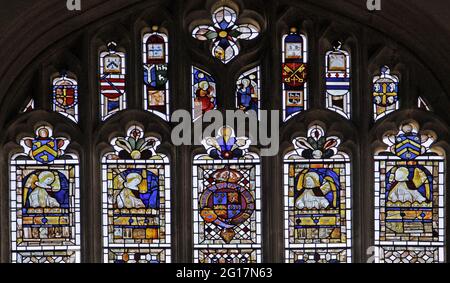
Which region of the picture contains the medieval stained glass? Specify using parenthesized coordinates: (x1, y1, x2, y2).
(236, 66, 261, 117)
(193, 126, 262, 263)
(284, 125, 352, 263)
(99, 42, 127, 121)
(192, 66, 217, 122)
(325, 43, 351, 119)
(10, 125, 81, 263)
(418, 96, 431, 111)
(191, 5, 259, 64)
(282, 28, 308, 122)
(143, 28, 170, 121)
(374, 122, 445, 263)
(52, 72, 79, 123)
(102, 125, 171, 263)
(21, 98, 35, 113)
(373, 66, 399, 121)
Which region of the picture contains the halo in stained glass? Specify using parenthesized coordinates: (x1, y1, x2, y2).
(102, 125, 171, 263)
(374, 122, 445, 263)
(10, 125, 81, 263)
(284, 125, 352, 263)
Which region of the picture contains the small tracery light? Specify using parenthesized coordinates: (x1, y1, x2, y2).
(192, 5, 260, 64)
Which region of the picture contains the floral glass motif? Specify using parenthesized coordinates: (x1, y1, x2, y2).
(284, 125, 352, 263)
(282, 27, 308, 122)
(10, 125, 81, 263)
(102, 125, 171, 263)
(192, 6, 259, 64)
(143, 28, 170, 121)
(374, 122, 445, 263)
(236, 66, 261, 117)
(99, 42, 127, 121)
(192, 66, 217, 122)
(193, 126, 261, 263)
(373, 66, 399, 121)
(52, 72, 79, 123)
(325, 42, 351, 119)
(21, 98, 35, 113)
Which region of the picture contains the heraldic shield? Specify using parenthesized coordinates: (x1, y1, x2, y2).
(144, 64, 168, 88)
(394, 132, 422, 160)
(282, 63, 307, 87)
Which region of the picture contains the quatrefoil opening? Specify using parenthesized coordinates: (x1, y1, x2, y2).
(192, 6, 260, 64)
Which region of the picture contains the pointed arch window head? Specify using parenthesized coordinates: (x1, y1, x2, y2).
(236, 66, 261, 118)
(99, 42, 127, 121)
(192, 5, 260, 64)
(143, 27, 170, 121)
(52, 72, 79, 123)
(373, 66, 399, 121)
(325, 42, 351, 119)
(374, 122, 445, 263)
(193, 126, 261, 263)
(282, 27, 308, 122)
(10, 125, 81, 263)
(192, 66, 217, 122)
(284, 125, 352, 263)
(102, 125, 171, 263)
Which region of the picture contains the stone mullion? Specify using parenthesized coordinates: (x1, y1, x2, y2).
(357, 27, 372, 263)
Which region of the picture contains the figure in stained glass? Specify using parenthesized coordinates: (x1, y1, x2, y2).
(192, 67, 216, 121)
(236, 67, 260, 115)
(374, 122, 445, 263)
(102, 125, 171, 263)
(10, 125, 80, 263)
(284, 125, 352, 263)
(295, 170, 338, 210)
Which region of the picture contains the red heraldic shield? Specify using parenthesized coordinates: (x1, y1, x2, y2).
(282, 63, 307, 87)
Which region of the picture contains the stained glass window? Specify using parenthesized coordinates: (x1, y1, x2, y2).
(102, 125, 171, 263)
(374, 122, 445, 263)
(21, 98, 35, 113)
(193, 126, 262, 263)
(10, 125, 81, 263)
(99, 42, 127, 121)
(192, 5, 259, 64)
(143, 27, 170, 121)
(418, 96, 431, 111)
(236, 66, 261, 117)
(52, 72, 79, 123)
(192, 66, 217, 122)
(373, 66, 399, 121)
(282, 27, 308, 122)
(284, 125, 352, 263)
(325, 42, 351, 119)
